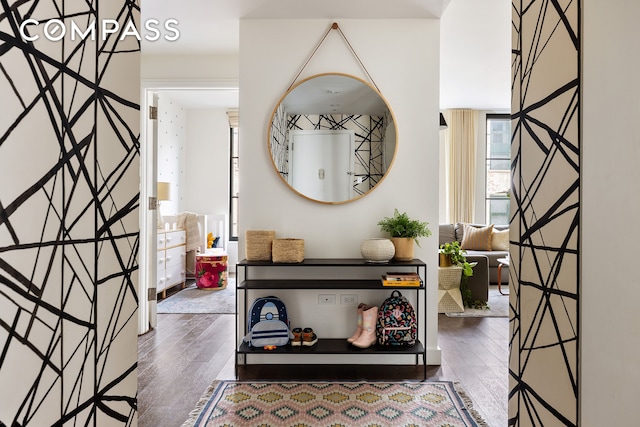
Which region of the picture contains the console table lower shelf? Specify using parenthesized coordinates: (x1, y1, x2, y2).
(237, 339, 427, 379)
(235, 258, 428, 380)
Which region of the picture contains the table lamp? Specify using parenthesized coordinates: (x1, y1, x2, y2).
(157, 181, 171, 228)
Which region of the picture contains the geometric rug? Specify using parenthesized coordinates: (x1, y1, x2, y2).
(182, 380, 488, 427)
(157, 278, 236, 314)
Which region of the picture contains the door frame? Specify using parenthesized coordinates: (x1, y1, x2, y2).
(138, 79, 239, 334)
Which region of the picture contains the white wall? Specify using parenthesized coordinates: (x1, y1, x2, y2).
(184, 108, 232, 252)
(157, 94, 187, 216)
(184, 108, 229, 213)
(141, 54, 239, 81)
(440, 0, 511, 109)
(240, 19, 441, 363)
(582, 0, 640, 424)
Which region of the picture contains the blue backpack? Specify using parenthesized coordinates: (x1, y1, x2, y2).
(243, 296, 293, 347)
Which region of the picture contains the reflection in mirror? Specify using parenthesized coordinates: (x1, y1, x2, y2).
(268, 73, 397, 204)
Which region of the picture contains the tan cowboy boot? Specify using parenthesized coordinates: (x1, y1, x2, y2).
(352, 305, 378, 348)
(347, 303, 366, 343)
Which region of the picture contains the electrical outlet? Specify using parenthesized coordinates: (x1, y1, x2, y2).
(318, 294, 336, 305)
(340, 294, 358, 305)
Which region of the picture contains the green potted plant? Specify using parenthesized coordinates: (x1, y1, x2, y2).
(377, 209, 431, 261)
(439, 241, 468, 269)
(438, 241, 486, 309)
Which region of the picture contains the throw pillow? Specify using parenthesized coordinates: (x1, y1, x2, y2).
(439, 224, 456, 246)
(492, 228, 509, 251)
(460, 224, 494, 251)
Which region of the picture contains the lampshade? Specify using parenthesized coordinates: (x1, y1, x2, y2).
(157, 181, 171, 201)
(439, 113, 448, 130)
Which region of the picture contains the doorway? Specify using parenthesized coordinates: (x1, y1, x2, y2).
(139, 80, 239, 334)
(288, 130, 355, 202)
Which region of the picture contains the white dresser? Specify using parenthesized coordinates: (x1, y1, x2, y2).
(157, 229, 187, 298)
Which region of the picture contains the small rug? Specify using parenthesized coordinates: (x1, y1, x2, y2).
(182, 380, 487, 427)
(445, 286, 509, 318)
(157, 278, 236, 314)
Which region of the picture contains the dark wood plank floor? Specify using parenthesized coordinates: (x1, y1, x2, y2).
(138, 299, 509, 426)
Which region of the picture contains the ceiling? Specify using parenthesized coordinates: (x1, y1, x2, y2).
(142, 0, 510, 111)
(283, 74, 388, 115)
(141, 0, 451, 55)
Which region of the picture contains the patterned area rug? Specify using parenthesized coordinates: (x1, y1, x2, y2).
(157, 278, 236, 314)
(445, 286, 509, 318)
(182, 381, 487, 427)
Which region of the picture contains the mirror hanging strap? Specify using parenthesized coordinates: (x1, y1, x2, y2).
(287, 22, 380, 93)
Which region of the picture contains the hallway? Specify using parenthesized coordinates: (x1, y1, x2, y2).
(138, 300, 509, 426)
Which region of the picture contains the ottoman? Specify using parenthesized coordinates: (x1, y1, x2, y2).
(195, 251, 228, 290)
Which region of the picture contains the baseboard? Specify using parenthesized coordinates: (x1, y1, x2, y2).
(427, 347, 442, 365)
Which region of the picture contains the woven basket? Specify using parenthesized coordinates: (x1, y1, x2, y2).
(245, 230, 275, 261)
(272, 238, 305, 263)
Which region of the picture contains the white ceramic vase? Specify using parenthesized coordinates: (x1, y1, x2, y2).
(360, 238, 395, 263)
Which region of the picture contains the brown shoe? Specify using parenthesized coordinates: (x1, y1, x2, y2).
(302, 327, 318, 346)
(291, 327, 303, 346)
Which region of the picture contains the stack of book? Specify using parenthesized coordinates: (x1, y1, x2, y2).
(381, 272, 423, 287)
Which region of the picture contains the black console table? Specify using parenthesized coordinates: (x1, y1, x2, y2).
(235, 258, 428, 379)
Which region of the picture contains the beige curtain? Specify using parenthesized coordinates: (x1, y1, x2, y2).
(443, 109, 478, 223)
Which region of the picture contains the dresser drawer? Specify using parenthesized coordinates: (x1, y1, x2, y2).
(156, 228, 186, 296)
(157, 250, 166, 271)
(157, 232, 166, 249)
(157, 273, 167, 292)
(164, 245, 185, 268)
(157, 250, 166, 292)
(165, 264, 186, 288)
(164, 230, 186, 248)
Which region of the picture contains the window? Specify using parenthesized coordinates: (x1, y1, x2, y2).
(486, 115, 511, 225)
(230, 127, 239, 240)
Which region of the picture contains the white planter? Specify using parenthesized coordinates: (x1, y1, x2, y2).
(360, 238, 395, 263)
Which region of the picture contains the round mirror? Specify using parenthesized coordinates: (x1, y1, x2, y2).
(268, 73, 397, 204)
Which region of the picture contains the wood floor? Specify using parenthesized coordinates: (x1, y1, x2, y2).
(138, 295, 509, 426)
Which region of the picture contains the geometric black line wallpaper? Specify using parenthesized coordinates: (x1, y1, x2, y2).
(0, 1, 140, 425)
(511, 0, 580, 425)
